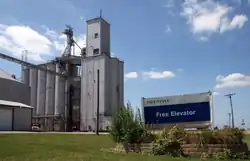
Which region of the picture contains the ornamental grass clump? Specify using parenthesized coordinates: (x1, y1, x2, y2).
(152, 126, 249, 159)
(110, 104, 155, 144)
(152, 126, 185, 156)
(183, 128, 245, 145)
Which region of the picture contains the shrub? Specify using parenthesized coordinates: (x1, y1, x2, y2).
(182, 128, 245, 145)
(213, 149, 232, 160)
(109, 107, 127, 143)
(140, 131, 156, 143)
(214, 128, 244, 144)
(200, 152, 213, 160)
(161, 127, 172, 138)
(232, 152, 250, 160)
(110, 105, 147, 144)
(152, 139, 182, 156)
(152, 126, 184, 156)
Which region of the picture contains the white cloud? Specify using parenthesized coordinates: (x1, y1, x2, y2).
(0, 36, 21, 56)
(111, 52, 115, 57)
(177, 68, 184, 72)
(215, 73, 250, 89)
(53, 40, 66, 53)
(220, 15, 248, 33)
(163, 0, 174, 8)
(53, 33, 86, 56)
(143, 70, 175, 79)
(0, 24, 52, 62)
(163, 0, 176, 16)
(200, 36, 209, 41)
(80, 16, 85, 20)
(74, 34, 86, 56)
(53, 34, 67, 53)
(0, 24, 7, 34)
(0, 23, 89, 62)
(0, 23, 114, 62)
(232, 0, 242, 5)
(212, 91, 220, 96)
(42, 26, 58, 39)
(125, 72, 138, 79)
(181, 0, 248, 38)
(165, 25, 172, 33)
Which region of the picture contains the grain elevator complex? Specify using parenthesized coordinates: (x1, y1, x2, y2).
(1, 16, 124, 132)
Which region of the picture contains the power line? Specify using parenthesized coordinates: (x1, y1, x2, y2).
(225, 93, 235, 128)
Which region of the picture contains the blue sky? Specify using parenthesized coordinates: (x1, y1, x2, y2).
(0, 0, 250, 128)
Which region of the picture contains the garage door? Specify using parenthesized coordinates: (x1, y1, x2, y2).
(0, 108, 12, 131)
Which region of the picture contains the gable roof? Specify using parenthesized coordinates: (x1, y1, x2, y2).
(0, 68, 17, 81)
(0, 99, 32, 108)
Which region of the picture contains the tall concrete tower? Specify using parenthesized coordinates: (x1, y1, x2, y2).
(86, 17, 110, 57)
(80, 17, 124, 132)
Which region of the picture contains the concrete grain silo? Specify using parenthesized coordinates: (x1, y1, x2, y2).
(54, 63, 66, 131)
(21, 66, 30, 86)
(45, 63, 56, 131)
(36, 68, 46, 128)
(29, 68, 38, 116)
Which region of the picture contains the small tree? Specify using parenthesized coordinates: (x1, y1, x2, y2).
(110, 104, 145, 144)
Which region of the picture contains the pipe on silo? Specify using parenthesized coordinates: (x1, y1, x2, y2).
(29, 68, 38, 116)
(37, 69, 46, 117)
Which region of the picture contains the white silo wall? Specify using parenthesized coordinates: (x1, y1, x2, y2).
(45, 64, 56, 116)
(54, 63, 65, 116)
(118, 61, 124, 108)
(80, 60, 88, 131)
(22, 67, 30, 85)
(96, 57, 108, 130)
(80, 55, 108, 131)
(80, 55, 124, 131)
(109, 58, 119, 116)
(29, 68, 38, 116)
(36, 69, 46, 117)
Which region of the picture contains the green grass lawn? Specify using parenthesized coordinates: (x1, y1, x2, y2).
(0, 134, 250, 161)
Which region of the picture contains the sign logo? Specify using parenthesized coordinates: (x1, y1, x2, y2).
(146, 99, 169, 104)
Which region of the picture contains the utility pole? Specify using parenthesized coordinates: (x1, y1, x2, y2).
(228, 113, 231, 128)
(96, 69, 100, 135)
(241, 119, 245, 126)
(225, 93, 235, 128)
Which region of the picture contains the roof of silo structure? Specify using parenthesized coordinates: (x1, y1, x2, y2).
(0, 68, 16, 81)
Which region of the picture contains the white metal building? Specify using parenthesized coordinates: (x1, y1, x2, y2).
(0, 100, 33, 131)
(0, 68, 30, 104)
(0, 68, 32, 131)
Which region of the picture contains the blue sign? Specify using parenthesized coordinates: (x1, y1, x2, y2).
(144, 102, 211, 124)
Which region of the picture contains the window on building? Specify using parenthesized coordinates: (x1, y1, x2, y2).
(94, 33, 99, 38)
(93, 48, 99, 55)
